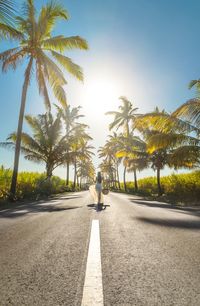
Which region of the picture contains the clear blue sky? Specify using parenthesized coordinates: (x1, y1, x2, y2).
(1, 0, 200, 180)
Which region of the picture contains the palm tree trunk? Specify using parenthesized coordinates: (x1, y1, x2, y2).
(126, 119, 129, 137)
(114, 170, 117, 189)
(66, 160, 70, 186)
(46, 164, 53, 179)
(123, 166, 127, 192)
(10, 58, 33, 199)
(116, 163, 121, 189)
(133, 168, 138, 192)
(157, 167, 162, 196)
(73, 160, 77, 189)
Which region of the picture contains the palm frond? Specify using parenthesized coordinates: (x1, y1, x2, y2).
(0, 0, 15, 25)
(40, 51, 66, 85)
(173, 98, 200, 128)
(39, 51, 67, 107)
(36, 58, 51, 109)
(52, 84, 67, 108)
(147, 133, 200, 153)
(0, 47, 20, 62)
(51, 51, 83, 81)
(42, 35, 88, 52)
(0, 23, 23, 40)
(188, 79, 200, 90)
(2, 48, 26, 71)
(169, 145, 200, 169)
(38, 1, 69, 40)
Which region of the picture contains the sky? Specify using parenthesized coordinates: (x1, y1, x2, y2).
(1, 0, 200, 181)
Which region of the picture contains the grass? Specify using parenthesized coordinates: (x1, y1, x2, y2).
(0, 165, 74, 202)
(123, 170, 200, 206)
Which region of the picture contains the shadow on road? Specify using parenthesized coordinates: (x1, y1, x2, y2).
(136, 216, 200, 230)
(0, 199, 81, 219)
(87, 203, 110, 211)
(53, 196, 81, 200)
(129, 198, 200, 217)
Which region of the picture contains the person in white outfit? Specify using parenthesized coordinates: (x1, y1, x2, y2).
(95, 172, 103, 205)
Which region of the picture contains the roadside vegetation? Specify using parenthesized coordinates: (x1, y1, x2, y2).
(0, 166, 72, 201)
(0, 0, 94, 202)
(123, 171, 200, 205)
(0, 107, 95, 201)
(99, 94, 200, 205)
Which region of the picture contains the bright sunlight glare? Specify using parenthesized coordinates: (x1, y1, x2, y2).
(81, 77, 123, 119)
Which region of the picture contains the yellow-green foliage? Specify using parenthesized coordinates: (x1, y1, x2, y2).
(0, 166, 72, 200)
(126, 171, 200, 202)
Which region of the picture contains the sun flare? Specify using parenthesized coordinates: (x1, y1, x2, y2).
(81, 77, 122, 117)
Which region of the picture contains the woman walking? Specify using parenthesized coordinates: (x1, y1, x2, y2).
(95, 172, 103, 208)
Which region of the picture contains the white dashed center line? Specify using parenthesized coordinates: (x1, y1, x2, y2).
(81, 219, 104, 306)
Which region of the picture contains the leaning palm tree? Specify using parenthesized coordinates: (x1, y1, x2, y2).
(0, 0, 88, 198)
(2, 112, 69, 179)
(106, 96, 139, 137)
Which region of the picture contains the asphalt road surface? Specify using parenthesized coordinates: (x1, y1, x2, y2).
(0, 191, 200, 306)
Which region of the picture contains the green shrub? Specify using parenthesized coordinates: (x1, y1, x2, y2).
(124, 170, 200, 203)
(0, 166, 74, 201)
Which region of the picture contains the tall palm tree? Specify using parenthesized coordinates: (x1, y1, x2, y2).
(106, 96, 139, 190)
(0, 0, 88, 198)
(2, 112, 69, 179)
(56, 105, 84, 185)
(106, 96, 138, 137)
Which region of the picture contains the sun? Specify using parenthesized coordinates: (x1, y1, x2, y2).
(81, 77, 122, 118)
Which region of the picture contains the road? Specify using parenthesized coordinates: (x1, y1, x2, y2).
(0, 191, 200, 306)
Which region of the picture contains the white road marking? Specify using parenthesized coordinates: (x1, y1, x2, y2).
(81, 220, 104, 306)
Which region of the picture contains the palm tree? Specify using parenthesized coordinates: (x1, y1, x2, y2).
(98, 142, 118, 188)
(106, 96, 139, 190)
(0, 0, 88, 198)
(116, 134, 147, 192)
(0, 0, 22, 39)
(2, 112, 69, 179)
(106, 96, 138, 137)
(107, 132, 122, 189)
(99, 159, 116, 188)
(134, 108, 200, 195)
(77, 159, 95, 188)
(69, 125, 93, 189)
(56, 105, 84, 185)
